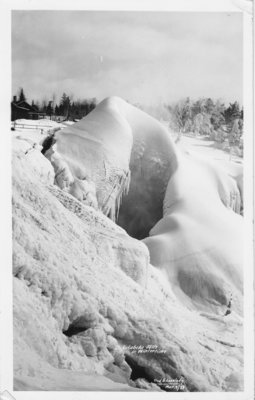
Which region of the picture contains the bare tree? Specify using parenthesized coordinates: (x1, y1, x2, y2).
(167, 97, 192, 141)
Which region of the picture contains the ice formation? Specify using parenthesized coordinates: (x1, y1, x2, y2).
(47, 96, 243, 314)
(46, 97, 134, 220)
(144, 151, 243, 313)
(12, 97, 243, 391)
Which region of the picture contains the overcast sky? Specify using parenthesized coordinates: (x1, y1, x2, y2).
(12, 11, 242, 106)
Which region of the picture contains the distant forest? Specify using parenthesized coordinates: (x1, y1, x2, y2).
(166, 97, 243, 137)
(14, 88, 97, 120)
(137, 97, 243, 147)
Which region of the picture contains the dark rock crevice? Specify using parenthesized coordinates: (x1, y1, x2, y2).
(63, 324, 89, 337)
(41, 134, 56, 155)
(125, 354, 155, 382)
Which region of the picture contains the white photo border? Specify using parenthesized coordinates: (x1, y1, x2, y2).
(0, 1, 253, 400)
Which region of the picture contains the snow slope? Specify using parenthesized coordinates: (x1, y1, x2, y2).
(49, 97, 243, 314)
(144, 151, 242, 314)
(12, 97, 243, 391)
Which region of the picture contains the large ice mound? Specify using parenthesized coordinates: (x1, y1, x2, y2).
(46, 96, 243, 314)
(13, 96, 243, 391)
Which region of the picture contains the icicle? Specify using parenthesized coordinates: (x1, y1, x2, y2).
(116, 192, 121, 220)
(123, 169, 131, 195)
(101, 167, 131, 222)
(229, 190, 241, 215)
(114, 168, 131, 221)
(110, 203, 116, 223)
(236, 190, 241, 214)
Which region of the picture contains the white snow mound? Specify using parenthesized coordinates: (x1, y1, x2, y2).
(12, 97, 243, 392)
(49, 97, 243, 314)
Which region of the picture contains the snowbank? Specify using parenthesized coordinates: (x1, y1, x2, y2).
(50, 97, 243, 314)
(144, 152, 243, 314)
(12, 97, 243, 392)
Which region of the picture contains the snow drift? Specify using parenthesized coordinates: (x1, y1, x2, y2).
(46, 96, 243, 314)
(13, 97, 243, 391)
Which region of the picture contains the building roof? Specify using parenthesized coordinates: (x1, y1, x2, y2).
(12, 100, 39, 113)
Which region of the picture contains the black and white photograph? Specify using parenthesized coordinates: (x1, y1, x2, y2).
(0, 0, 254, 398)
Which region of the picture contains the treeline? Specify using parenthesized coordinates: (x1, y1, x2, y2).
(166, 97, 243, 144)
(15, 89, 97, 120)
(43, 93, 97, 120)
(14, 89, 243, 145)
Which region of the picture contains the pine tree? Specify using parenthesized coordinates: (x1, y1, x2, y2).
(59, 93, 71, 117)
(18, 88, 26, 102)
(54, 105, 60, 116)
(224, 102, 240, 124)
(46, 101, 53, 117)
(210, 100, 226, 130)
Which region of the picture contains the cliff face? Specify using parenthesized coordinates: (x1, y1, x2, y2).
(13, 98, 243, 392)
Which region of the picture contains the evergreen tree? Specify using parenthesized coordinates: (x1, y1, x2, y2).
(46, 101, 53, 117)
(40, 99, 48, 114)
(224, 101, 240, 124)
(18, 88, 26, 102)
(210, 100, 226, 130)
(59, 93, 71, 117)
(54, 105, 60, 116)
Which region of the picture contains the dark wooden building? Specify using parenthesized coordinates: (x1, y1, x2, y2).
(11, 96, 44, 121)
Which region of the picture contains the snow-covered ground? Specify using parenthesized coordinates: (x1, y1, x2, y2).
(12, 119, 66, 149)
(12, 98, 243, 392)
(180, 134, 242, 166)
(12, 118, 66, 129)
